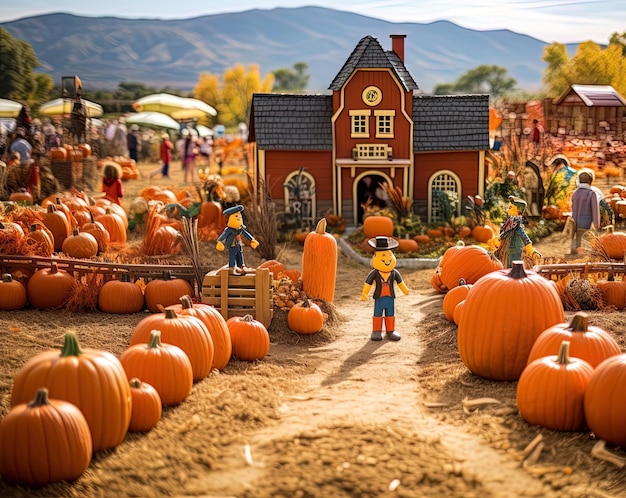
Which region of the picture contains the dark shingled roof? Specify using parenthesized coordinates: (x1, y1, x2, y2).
(248, 93, 333, 150)
(328, 35, 419, 92)
(413, 94, 490, 151)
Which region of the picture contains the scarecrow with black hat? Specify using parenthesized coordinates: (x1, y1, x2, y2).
(216, 205, 259, 274)
(361, 236, 409, 341)
(495, 196, 541, 268)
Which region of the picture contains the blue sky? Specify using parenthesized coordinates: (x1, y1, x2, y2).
(2, 0, 624, 44)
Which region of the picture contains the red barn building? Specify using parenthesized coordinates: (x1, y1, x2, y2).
(248, 34, 490, 228)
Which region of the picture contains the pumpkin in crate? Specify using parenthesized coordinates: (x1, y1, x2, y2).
(442, 278, 472, 323)
(438, 242, 503, 291)
(584, 354, 626, 447)
(258, 259, 285, 279)
(144, 276, 194, 313)
(0, 273, 27, 310)
(527, 312, 621, 369)
(82, 216, 111, 254)
(363, 216, 394, 238)
(227, 314, 270, 361)
(0, 220, 25, 238)
(166, 295, 232, 371)
(98, 274, 145, 314)
(130, 309, 214, 382)
(301, 218, 337, 302)
(457, 261, 564, 381)
(596, 271, 626, 309)
(120, 330, 193, 406)
(96, 208, 127, 244)
(517, 340, 593, 432)
(27, 262, 75, 309)
(0, 388, 92, 485)
(48, 147, 67, 162)
(62, 228, 99, 258)
(288, 299, 325, 334)
(10, 332, 131, 452)
(127, 378, 162, 432)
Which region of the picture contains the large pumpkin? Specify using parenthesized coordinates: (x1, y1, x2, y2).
(438, 241, 503, 291)
(96, 208, 127, 244)
(130, 309, 214, 382)
(227, 314, 270, 361)
(301, 218, 337, 302)
(10, 332, 132, 452)
(594, 231, 626, 259)
(584, 354, 626, 447)
(457, 261, 565, 381)
(517, 341, 593, 432)
(166, 295, 232, 371)
(527, 312, 621, 369)
(0, 388, 92, 485)
(120, 330, 193, 406)
(363, 215, 394, 238)
(98, 274, 145, 314)
(144, 276, 194, 313)
(596, 272, 626, 310)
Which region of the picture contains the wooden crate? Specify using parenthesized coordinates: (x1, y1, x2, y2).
(201, 268, 273, 328)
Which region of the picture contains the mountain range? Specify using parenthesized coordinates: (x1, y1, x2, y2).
(1, 7, 579, 94)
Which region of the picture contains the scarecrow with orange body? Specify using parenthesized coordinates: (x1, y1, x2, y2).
(216, 205, 259, 274)
(361, 236, 409, 341)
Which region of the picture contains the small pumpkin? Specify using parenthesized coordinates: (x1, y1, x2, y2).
(397, 238, 419, 253)
(82, 215, 111, 254)
(287, 299, 324, 334)
(0, 273, 27, 310)
(62, 228, 99, 258)
(0, 388, 92, 485)
(227, 314, 270, 361)
(413, 234, 430, 244)
(120, 330, 193, 406)
(258, 259, 286, 278)
(442, 278, 472, 323)
(517, 340, 593, 432)
(26, 262, 75, 309)
(42, 203, 71, 251)
(471, 225, 494, 243)
(144, 275, 194, 313)
(128, 378, 162, 432)
(596, 271, 626, 310)
(98, 274, 145, 314)
(527, 312, 621, 369)
(584, 353, 626, 447)
(9, 188, 33, 204)
(595, 231, 626, 259)
(26, 223, 55, 257)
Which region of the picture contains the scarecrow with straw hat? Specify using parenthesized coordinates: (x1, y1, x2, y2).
(361, 236, 409, 341)
(495, 196, 541, 268)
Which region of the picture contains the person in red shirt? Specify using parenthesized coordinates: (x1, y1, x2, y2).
(102, 162, 124, 205)
(150, 133, 174, 179)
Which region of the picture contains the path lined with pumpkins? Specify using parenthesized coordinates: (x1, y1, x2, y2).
(1, 166, 626, 494)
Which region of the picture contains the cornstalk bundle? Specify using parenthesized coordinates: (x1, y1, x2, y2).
(179, 216, 203, 296)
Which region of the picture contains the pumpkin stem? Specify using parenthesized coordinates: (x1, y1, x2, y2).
(61, 332, 83, 357)
(608, 270, 615, 282)
(456, 240, 465, 247)
(555, 340, 571, 365)
(148, 330, 163, 348)
(242, 314, 255, 322)
(458, 278, 466, 286)
(129, 378, 142, 389)
(180, 295, 193, 309)
(47, 203, 57, 213)
(27, 388, 51, 409)
(314, 218, 328, 234)
(508, 261, 527, 279)
(568, 312, 589, 332)
(164, 309, 178, 319)
(30, 224, 37, 232)
(121, 273, 131, 283)
(49, 262, 59, 274)
(2, 273, 13, 283)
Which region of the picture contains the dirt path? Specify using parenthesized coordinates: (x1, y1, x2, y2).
(187, 282, 549, 497)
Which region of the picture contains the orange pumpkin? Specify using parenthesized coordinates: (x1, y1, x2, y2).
(62, 228, 99, 258)
(98, 274, 145, 314)
(27, 262, 75, 309)
(42, 203, 71, 251)
(258, 259, 286, 278)
(0, 273, 27, 310)
(363, 215, 394, 238)
(438, 242, 503, 291)
(302, 218, 337, 302)
(127, 378, 162, 432)
(287, 299, 324, 334)
(595, 231, 626, 259)
(144, 276, 194, 313)
(442, 278, 472, 322)
(10, 332, 131, 452)
(25, 224, 55, 257)
(397, 238, 418, 253)
(96, 208, 127, 244)
(471, 225, 494, 243)
(227, 314, 270, 361)
(49, 147, 68, 162)
(413, 234, 431, 244)
(596, 272, 626, 309)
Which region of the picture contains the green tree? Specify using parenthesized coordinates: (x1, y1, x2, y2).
(542, 40, 626, 97)
(194, 64, 274, 128)
(431, 65, 516, 99)
(0, 27, 53, 104)
(271, 62, 310, 92)
(609, 31, 626, 56)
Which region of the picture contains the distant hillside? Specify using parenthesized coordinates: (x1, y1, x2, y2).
(0, 7, 578, 93)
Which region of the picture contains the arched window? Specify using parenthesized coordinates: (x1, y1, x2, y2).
(283, 168, 316, 229)
(428, 170, 461, 223)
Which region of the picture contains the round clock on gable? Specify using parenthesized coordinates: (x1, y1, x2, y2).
(362, 86, 382, 106)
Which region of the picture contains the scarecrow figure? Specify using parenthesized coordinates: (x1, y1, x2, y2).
(216, 205, 259, 274)
(361, 236, 409, 341)
(495, 196, 541, 268)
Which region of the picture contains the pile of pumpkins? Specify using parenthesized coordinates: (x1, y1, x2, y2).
(435, 245, 626, 454)
(0, 295, 272, 486)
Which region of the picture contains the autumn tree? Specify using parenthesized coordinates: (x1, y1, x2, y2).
(194, 64, 274, 128)
(542, 39, 626, 97)
(0, 27, 53, 104)
(432, 65, 516, 99)
(271, 62, 310, 93)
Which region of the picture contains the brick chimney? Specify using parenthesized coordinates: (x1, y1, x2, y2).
(390, 34, 406, 62)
